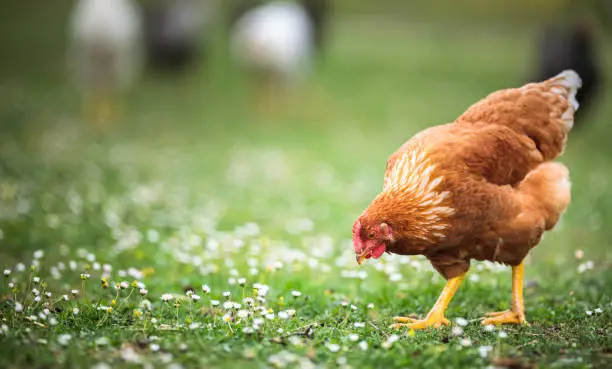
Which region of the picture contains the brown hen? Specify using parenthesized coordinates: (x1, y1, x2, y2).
(352, 70, 580, 329)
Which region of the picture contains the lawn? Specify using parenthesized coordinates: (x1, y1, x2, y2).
(1, 4, 611, 368)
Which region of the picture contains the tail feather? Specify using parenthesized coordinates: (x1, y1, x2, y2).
(544, 70, 582, 131)
(455, 69, 583, 161)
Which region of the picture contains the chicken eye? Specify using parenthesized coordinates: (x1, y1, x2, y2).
(367, 231, 376, 239)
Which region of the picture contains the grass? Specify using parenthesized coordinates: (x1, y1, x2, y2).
(1, 7, 612, 368)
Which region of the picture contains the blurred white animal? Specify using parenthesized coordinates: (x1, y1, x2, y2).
(231, 1, 314, 86)
(68, 0, 144, 123)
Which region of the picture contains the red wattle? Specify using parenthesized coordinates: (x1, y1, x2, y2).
(370, 244, 386, 259)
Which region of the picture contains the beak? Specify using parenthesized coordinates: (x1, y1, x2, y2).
(356, 252, 367, 265)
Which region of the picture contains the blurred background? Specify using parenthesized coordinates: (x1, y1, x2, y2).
(0, 0, 610, 273)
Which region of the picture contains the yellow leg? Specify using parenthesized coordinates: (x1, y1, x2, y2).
(481, 261, 528, 326)
(253, 82, 273, 118)
(95, 99, 112, 122)
(393, 273, 466, 330)
(82, 93, 120, 133)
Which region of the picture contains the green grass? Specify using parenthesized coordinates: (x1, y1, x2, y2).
(1, 9, 612, 369)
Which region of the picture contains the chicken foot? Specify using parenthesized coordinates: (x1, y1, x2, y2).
(392, 273, 466, 330)
(481, 261, 528, 326)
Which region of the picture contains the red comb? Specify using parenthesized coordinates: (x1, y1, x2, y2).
(352, 220, 365, 252)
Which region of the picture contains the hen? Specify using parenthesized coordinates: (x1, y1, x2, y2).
(229, 0, 329, 115)
(68, 0, 143, 125)
(143, 0, 216, 71)
(353, 70, 580, 329)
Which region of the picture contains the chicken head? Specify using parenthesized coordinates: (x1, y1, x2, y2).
(352, 220, 393, 265)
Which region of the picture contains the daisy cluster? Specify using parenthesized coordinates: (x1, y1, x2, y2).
(1, 249, 313, 336)
(1, 141, 607, 369)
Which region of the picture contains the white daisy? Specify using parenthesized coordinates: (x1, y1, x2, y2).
(57, 334, 72, 346)
(478, 345, 493, 358)
(278, 311, 289, 320)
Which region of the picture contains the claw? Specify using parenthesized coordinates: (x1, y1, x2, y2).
(393, 315, 450, 330)
(484, 310, 509, 317)
(481, 310, 527, 326)
(390, 274, 465, 331)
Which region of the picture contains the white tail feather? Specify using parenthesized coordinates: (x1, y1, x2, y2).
(548, 70, 582, 131)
